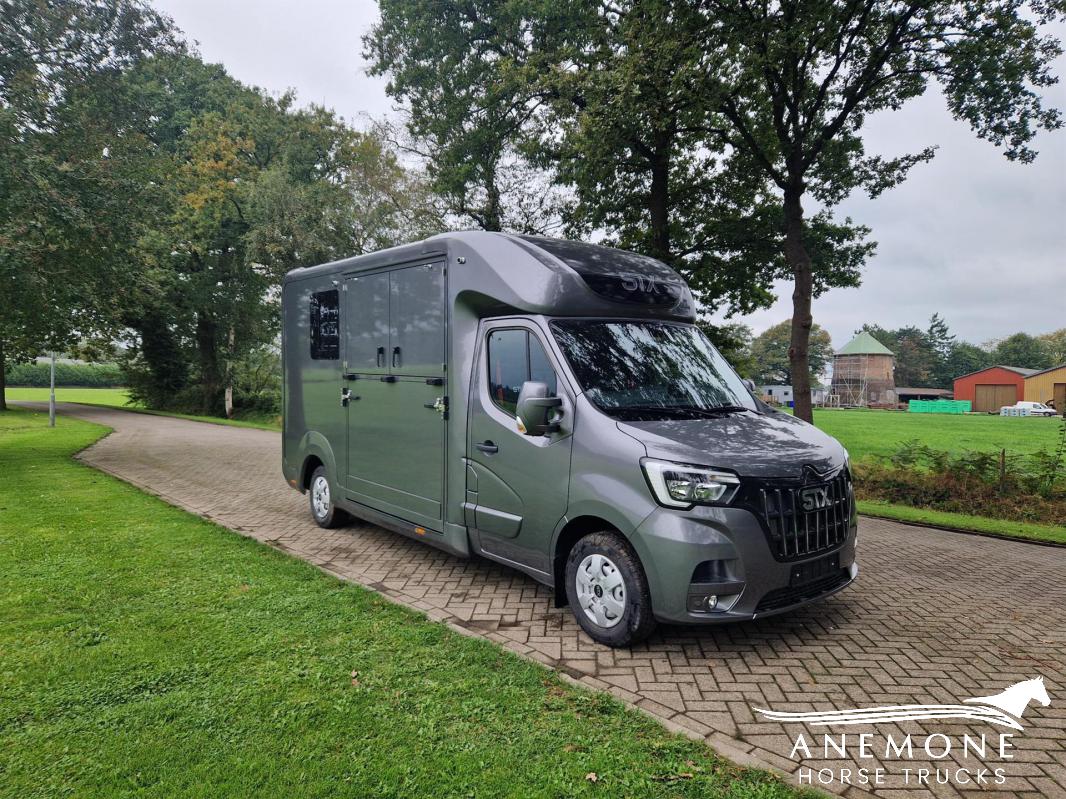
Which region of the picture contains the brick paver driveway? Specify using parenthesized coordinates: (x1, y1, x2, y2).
(31, 403, 1066, 798)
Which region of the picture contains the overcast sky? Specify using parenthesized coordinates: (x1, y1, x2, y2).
(153, 0, 1066, 350)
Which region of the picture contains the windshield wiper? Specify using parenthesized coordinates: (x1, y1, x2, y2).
(692, 404, 753, 415)
(608, 404, 753, 419)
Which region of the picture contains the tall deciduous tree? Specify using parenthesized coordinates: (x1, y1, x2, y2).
(365, 0, 564, 233)
(366, 0, 873, 319)
(693, 0, 1064, 421)
(992, 332, 1054, 370)
(118, 54, 442, 415)
(750, 320, 833, 386)
(0, 0, 178, 410)
(1039, 328, 1066, 365)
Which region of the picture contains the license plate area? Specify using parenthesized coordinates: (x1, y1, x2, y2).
(790, 553, 840, 586)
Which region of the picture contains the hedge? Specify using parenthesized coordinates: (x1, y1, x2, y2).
(4, 361, 125, 388)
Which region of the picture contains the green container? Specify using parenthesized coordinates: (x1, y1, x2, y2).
(908, 399, 971, 414)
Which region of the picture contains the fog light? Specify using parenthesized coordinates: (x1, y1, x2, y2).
(687, 593, 719, 612)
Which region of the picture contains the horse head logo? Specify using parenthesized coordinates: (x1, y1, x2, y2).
(753, 676, 1051, 732)
(964, 677, 1051, 722)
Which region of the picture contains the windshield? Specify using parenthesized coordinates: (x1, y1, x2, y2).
(550, 319, 757, 420)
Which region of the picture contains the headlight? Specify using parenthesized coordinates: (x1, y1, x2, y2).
(640, 458, 740, 509)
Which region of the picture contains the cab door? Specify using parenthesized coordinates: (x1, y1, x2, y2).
(467, 321, 573, 575)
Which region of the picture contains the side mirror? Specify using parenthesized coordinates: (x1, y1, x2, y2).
(743, 379, 757, 395)
(515, 381, 562, 436)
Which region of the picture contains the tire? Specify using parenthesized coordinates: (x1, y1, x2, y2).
(564, 531, 657, 647)
(308, 465, 347, 529)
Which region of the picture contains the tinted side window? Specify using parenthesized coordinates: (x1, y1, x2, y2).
(487, 329, 557, 414)
(488, 330, 527, 413)
(310, 289, 340, 360)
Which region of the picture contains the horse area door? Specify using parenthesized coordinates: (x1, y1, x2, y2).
(344, 263, 447, 532)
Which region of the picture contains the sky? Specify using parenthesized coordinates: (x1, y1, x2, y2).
(153, 0, 1066, 350)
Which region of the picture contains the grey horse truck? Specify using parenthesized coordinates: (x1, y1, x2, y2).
(282, 232, 856, 646)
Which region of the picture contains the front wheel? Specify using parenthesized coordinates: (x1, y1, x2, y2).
(309, 466, 347, 529)
(564, 531, 656, 647)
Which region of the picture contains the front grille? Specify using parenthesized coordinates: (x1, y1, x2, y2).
(755, 569, 852, 613)
(748, 468, 854, 561)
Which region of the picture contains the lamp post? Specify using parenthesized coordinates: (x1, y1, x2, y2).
(49, 351, 56, 427)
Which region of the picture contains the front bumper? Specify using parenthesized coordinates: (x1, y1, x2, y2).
(631, 505, 857, 625)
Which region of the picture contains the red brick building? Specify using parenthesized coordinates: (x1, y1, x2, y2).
(952, 365, 1037, 412)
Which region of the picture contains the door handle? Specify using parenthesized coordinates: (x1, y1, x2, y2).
(376, 346, 385, 368)
(475, 440, 498, 454)
(341, 388, 355, 407)
(392, 346, 401, 368)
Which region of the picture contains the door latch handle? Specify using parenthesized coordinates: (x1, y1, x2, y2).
(475, 440, 498, 454)
(341, 388, 353, 407)
(423, 396, 448, 418)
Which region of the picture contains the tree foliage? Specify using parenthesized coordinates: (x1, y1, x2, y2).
(0, 0, 179, 408)
(750, 320, 833, 386)
(367, 0, 1064, 423)
(991, 332, 1055, 371)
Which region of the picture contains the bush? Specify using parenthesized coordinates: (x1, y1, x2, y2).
(854, 430, 1066, 526)
(4, 361, 124, 387)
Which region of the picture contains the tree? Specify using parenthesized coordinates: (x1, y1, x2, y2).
(0, 0, 178, 410)
(367, 0, 874, 319)
(692, 0, 1064, 422)
(1038, 328, 1066, 365)
(116, 54, 442, 416)
(365, 1, 564, 233)
(992, 332, 1054, 370)
(926, 313, 958, 387)
(750, 320, 832, 386)
(943, 341, 993, 382)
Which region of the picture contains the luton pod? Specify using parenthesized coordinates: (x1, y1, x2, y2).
(281, 232, 857, 646)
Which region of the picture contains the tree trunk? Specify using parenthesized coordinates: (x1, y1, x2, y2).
(0, 337, 6, 412)
(648, 135, 671, 262)
(783, 185, 815, 423)
(196, 313, 221, 415)
(483, 176, 503, 232)
(224, 326, 235, 419)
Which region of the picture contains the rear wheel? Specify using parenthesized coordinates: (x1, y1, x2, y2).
(564, 531, 656, 647)
(309, 466, 347, 529)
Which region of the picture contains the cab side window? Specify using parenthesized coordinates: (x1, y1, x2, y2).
(487, 329, 557, 414)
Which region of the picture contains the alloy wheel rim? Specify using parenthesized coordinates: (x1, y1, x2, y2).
(576, 553, 626, 629)
(311, 475, 330, 519)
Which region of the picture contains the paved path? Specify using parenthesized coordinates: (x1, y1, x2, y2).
(26, 404, 1066, 798)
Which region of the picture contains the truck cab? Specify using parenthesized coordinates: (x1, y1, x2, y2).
(282, 232, 857, 646)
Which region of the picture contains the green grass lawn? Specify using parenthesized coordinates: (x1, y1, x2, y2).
(4, 386, 280, 431)
(856, 500, 1066, 545)
(0, 407, 804, 799)
(4, 386, 135, 407)
(810, 407, 1062, 462)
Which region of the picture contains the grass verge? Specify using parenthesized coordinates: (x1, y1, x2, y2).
(856, 499, 1066, 545)
(0, 407, 804, 799)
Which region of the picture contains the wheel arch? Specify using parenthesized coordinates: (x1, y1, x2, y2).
(297, 431, 338, 494)
(551, 515, 623, 607)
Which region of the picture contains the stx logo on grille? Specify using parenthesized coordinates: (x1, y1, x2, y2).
(800, 486, 830, 511)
